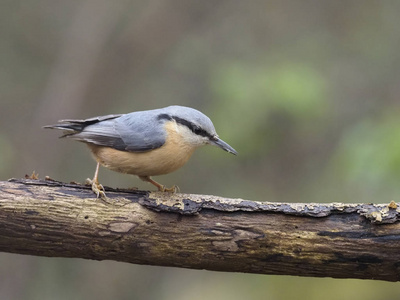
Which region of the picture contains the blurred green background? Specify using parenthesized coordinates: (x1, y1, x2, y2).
(1, 0, 400, 299)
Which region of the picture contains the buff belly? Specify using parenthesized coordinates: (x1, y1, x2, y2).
(86, 121, 197, 177)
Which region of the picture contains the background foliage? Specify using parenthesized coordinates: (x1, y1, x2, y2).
(1, 0, 400, 299)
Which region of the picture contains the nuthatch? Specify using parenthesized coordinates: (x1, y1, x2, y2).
(45, 105, 237, 197)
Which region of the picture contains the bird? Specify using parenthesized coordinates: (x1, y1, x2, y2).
(44, 105, 237, 198)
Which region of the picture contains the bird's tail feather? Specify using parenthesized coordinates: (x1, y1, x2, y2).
(43, 114, 122, 138)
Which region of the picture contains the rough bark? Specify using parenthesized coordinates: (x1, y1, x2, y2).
(0, 178, 400, 282)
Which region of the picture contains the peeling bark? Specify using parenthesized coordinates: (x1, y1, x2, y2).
(0, 178, 400, 281)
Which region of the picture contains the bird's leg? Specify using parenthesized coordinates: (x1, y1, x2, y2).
(85, 162, 106, 198)
(139, 176, 178, 193)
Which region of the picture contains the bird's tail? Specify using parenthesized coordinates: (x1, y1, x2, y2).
(43, 122, 86, 137)
(43, 114, 122, 138)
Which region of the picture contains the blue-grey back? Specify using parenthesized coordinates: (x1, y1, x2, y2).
(49, 105, 217, 152)
(72, 109, 168, 152)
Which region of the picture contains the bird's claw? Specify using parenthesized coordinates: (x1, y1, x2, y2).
(159, 185, 179, 193)
(85, 178, 106, 199)
(138, 176, 180, 193)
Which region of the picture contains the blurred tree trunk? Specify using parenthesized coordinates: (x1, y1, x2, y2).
(0, 179, 399, 282)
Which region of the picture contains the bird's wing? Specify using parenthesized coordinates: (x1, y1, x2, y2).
(66, 112, 167, 152)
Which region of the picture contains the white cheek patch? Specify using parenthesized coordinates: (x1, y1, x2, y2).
(175, 123, 207, 147)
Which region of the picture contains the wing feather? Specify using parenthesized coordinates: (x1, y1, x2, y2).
(63, 111, 167, 152)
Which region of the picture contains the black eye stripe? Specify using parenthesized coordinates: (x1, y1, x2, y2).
(157, 114, 212, 138)
(173, 116, 211, 138)
(157, 114, 173, 121)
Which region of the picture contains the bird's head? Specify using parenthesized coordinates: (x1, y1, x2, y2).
(158, 106, 238, 155)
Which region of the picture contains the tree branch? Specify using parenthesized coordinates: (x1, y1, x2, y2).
(1, 178, 399, 281)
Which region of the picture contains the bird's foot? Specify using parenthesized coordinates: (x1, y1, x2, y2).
(139, 176, 179, 193)
(85, 178, 106, 199)
(158, 185, 179, 193)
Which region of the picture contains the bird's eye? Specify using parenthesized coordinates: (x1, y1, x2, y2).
(193, 126, 202, 135)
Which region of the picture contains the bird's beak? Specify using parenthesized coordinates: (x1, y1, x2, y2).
(210, 137, 238, 155)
